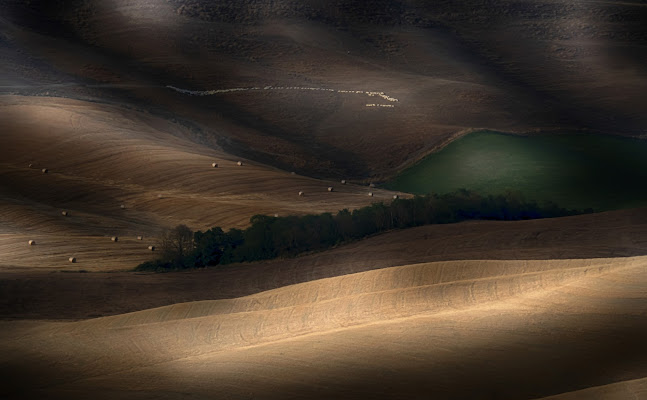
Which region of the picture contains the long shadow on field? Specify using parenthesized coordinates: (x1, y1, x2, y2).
(1, 290, 645, 399)
(2, 208, 647, 320)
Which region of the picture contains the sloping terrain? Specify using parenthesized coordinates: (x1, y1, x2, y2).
(0, 95, 399, 271)
(537, 377, 647, 400)
(2, 0, 646, 177)
(1, 2, 646, 398)
(1, 92, 645, 398)
(1, 255, 645, 399)
(3, 205, 647, 320)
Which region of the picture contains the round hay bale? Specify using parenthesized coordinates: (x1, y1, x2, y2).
(393, 194, 399, 199)
(212, 162, 218, 168)
(120, 204, 126, 209)
(237, 161, 243, 166)
(111, 236, 118, 242)
(61, 211, 68, 216)
(328, 187, 334, 192)
(341, 179, 346, 184)
(148, 245, 155, 251)
(137, 235, 143, 240)
(274, 213, 279, 218)
(69, 257, 77, 263)
(298, 191, 304, 197)
(28, 240, 35, 246)
(368, 192, 374, 197)
(369, 183, 376, 188)
(41, 168, 48, 174)
(291, 171, 296, 175)
(28, 163, 33, 168)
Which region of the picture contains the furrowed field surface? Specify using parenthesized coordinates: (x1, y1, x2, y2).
(1, 255, 646, 399)
(1, 0, 647, 396)
(0, 95, 401, 271)
(2, 95, 645, 398)
(2, 96, 647, 399)
(3, 206, 647, 320)
(2, 0, 647, 177)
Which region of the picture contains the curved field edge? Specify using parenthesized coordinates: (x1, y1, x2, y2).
(1, 257, 641, 376)
(533, 377, 647, 400)
(384, 130, 647, 211)
(0, 95, 403, 271)
(2, 255, 645, 399)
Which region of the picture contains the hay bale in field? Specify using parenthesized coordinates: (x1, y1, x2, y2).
(137, 235, 143, 240)
(41, 168, 48, 174)
(61, 211, 68, 216)
(148, 245, 155, 251)
(28, 163, 33, 168)
(111, 236, 118, 242)
(291, 171, 296, 175)
(298, 191, 304, 197)
(393, 194, 399, 199)
(237, 161, 243, 166)
(28, 240, 35, 246)
(369, 183, 376, 188)
(157, 194, 163, 199)
(341, 179, 346, 184)
(328, 187, 334, 192)
(69, 257, 76, 263)
(120, 204, 126, 209)
(212, 162, 218, 168)
(274, 213, 279, 218)
(368, 192, 374, 197)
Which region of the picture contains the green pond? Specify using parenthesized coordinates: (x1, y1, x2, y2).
(385, 131, 647, 211)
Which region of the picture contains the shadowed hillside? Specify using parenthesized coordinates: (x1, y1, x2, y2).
(2, 0, 646, 177)
(3, 206, 647, 320)
(2, 255, 646, 399)
(0, 95, 400, 272)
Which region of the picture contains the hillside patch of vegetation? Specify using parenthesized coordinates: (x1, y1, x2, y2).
(387, 131, 647, 211)
(136, 190, 589, 272)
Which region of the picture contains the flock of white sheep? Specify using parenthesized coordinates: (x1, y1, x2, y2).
(166, 85, 398, 107)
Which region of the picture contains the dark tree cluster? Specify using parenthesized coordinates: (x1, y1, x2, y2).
(136, 190, 589, 271)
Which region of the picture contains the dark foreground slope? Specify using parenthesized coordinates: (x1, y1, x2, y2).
(1, 253, 646, 399)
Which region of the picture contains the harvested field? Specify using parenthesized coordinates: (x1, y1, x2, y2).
(1, 256, 645, 399)
(0, 95, 402, 271)
(1, 1, 646, 397)
(3, 206, 647, 320)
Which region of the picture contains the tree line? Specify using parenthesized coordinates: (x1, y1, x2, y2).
(136, 190, 591, 271)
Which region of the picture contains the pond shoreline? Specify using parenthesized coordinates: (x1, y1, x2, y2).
(384, 126, 629, 183)
(384, 129, 647, 211)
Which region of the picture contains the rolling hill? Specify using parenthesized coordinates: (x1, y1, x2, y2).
(2, 0, 646, 177)
(0, 95, 399, 271)
(1, 1, 646, 398)
(2, 254, 646, 399)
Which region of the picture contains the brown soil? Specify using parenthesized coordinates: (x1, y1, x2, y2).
(2, 0, 646, 177)
(1, 255, 645, 399)
(1, 3, 646, 396)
